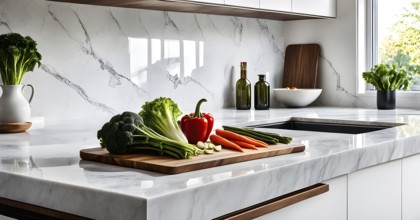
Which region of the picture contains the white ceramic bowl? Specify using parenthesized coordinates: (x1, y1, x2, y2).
(273, 88, 322, 107)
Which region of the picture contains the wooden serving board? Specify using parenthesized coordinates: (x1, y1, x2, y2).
(282, 44, 320, 88)
(80, 143, 305, 174)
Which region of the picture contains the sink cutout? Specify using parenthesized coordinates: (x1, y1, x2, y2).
(251, 118, 404, 134)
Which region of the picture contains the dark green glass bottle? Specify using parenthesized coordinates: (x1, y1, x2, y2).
(254, 74, 270, 110)
(236, 62, 251, 110)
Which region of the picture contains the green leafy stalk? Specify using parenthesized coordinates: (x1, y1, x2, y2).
(0, 33, 42, 85)
(139, 97, 188, 143)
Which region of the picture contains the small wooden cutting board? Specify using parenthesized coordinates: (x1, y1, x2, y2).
(282, 44, 320, 88)
(80, 143, 305, 174)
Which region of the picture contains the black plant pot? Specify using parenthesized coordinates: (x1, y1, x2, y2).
(377, 90, 396, 109)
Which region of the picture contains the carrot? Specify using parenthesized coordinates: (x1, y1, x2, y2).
(242, 136, 269, 148)
(228, 140, 258, 150)
(215, 129, 268, 148)
(210, 134, 244, 152)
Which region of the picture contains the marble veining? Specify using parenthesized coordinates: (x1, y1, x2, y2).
(1, 108, 420, 219)
(40, 64, 118, 115)
(0, 0, 285, 121)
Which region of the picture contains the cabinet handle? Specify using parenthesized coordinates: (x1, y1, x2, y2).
(215, 183, 329, 220)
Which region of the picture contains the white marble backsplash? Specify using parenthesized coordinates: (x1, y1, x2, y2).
(0, 0, 285, 121)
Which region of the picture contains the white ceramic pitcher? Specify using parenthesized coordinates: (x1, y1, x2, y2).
(0, 84, 34, 123)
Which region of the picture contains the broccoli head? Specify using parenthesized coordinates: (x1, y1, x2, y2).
(97, 112, 143, 154)
(97, 111, 200, 158)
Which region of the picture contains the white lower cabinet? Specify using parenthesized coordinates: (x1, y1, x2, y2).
(227, 154, 420, 220)
(402, 154, 420, 220)
(348, 160, 402, 220)
(256, 175, 347, 220)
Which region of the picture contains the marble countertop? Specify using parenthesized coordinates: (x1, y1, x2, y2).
(2, 107, 420, 219)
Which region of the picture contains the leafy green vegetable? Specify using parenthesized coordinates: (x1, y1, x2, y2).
(139, 97, 188, 143)
(363, 52, 419, 91)
(363, 63, 411, 91)
(0, 33, 42, 85)
(97, 111, 200, 159)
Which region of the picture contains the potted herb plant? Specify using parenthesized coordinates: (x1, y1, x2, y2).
(363, 52, 420, 109)
(0, 33, 42, 123)
(363, 61, 414, 110)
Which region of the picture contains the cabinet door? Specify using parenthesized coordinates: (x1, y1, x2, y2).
(186, 0, 224, 4)
(256, 175, 347, 220)
(260, 0, 291, 11)
(224, 0, 259, 8)
(292, 0, 336, 17)
(402, 154, 420, 220)
(348, 160, 402, 220)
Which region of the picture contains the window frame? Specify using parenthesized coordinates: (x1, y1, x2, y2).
(357, 0, 420, 96)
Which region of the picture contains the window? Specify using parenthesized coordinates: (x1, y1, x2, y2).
(358, 0, 420, 93)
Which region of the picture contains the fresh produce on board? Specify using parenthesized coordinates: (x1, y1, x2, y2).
(96, 96, 294, 159)
(97, 111, 200, 159)
(180, 98, 214, 144)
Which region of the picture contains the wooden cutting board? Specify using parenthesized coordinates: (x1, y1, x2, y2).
(80, 143, 305, 174)
(282, 44, 320, 88)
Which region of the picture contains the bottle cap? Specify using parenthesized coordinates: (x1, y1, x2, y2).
(240, 62, 247, 70)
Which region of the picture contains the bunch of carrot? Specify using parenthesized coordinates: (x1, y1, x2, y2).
(209, 129, 268, 152)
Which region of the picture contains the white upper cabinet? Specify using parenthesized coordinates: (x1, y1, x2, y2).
(292, 0, 336, 17)
(186, 0, 225, 4)
(260, 0, 291, 12)
(224, 0, 259, 8)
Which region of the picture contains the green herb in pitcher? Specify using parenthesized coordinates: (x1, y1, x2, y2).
(0, 33, 42, 85)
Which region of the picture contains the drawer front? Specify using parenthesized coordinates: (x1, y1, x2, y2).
(215, 183, 329, 220)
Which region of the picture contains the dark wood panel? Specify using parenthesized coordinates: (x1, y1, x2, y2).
(282, 44, 320, 88)
(47, 0, 331, 21)
(80, 143, 305, 174)
(0, 197, 91, 220)
(215, 183, 329, 220)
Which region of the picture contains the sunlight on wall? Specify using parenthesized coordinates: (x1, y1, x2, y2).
(128, 37, 148, 85)
(129, 37, 205, 83)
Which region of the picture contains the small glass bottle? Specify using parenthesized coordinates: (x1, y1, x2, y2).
(254, 74, 270, 110)
(236, 62, 251, 110)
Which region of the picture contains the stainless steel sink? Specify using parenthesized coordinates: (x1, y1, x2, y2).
(250, 117, 405, 134)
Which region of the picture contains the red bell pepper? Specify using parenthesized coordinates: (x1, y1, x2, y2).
(181, 98, 214, 144)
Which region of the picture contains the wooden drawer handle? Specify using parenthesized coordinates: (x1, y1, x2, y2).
(215, 183, 329, 220)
